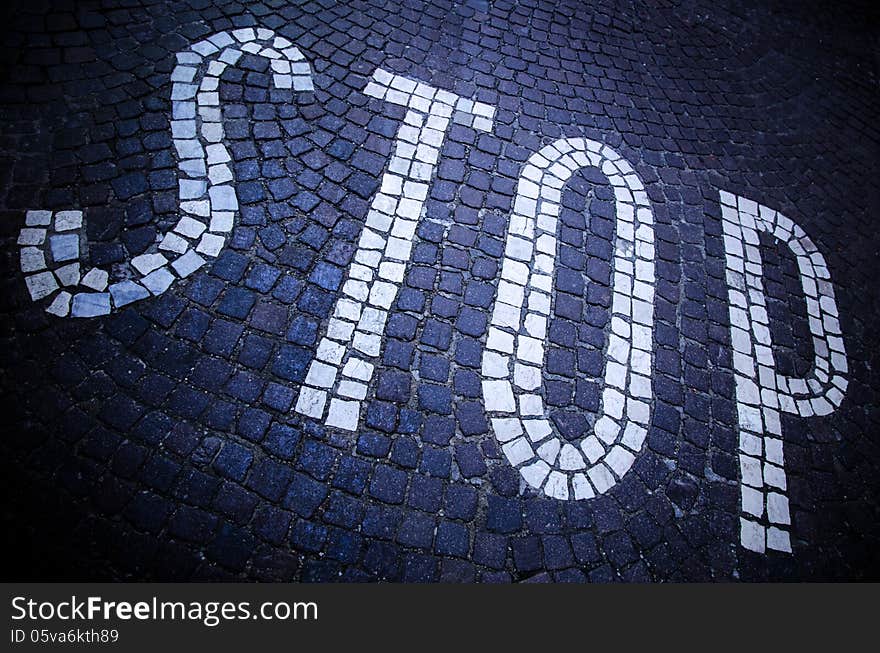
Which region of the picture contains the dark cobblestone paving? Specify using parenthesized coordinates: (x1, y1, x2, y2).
(1, 0, 879, 581)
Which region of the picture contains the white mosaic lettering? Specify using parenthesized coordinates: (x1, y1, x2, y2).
(14, 29, 854, 561)
(720, 191, 848, 554)
(17, 30, 314, 317)
(294, 73, 496, 427)
(483, 137, 655, 501)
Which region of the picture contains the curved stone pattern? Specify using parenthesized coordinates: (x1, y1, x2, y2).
(721, 191, 848, 553)
(17, 29, 314, 318)
(483, 137, 655, 501)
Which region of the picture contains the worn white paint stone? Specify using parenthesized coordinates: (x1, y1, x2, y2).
(295, 386, 327, 419)
(18, 228, 47, 246)
(25, 272, 58, 300)
(482, 380, 516, 412)
(20, 247, 46, 273)
(71, 292, 111, 318)
(55, 262, 80, 287)
(54, 210, 83, 231)
(172, 250, 206, 278)
(326, 399, 360, 431)
(25, 210, 52, 226)
(46, 291, 72, 317)
(132, 253, 168, 276)
(109, 281, 150, 308)
(81, 268, 109, 291)
(142, 268, 176, 295)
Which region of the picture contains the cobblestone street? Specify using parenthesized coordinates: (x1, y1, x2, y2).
(1, 0, 879, 581)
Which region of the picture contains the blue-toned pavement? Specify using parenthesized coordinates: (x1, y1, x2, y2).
(1, 0, 879, 581)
